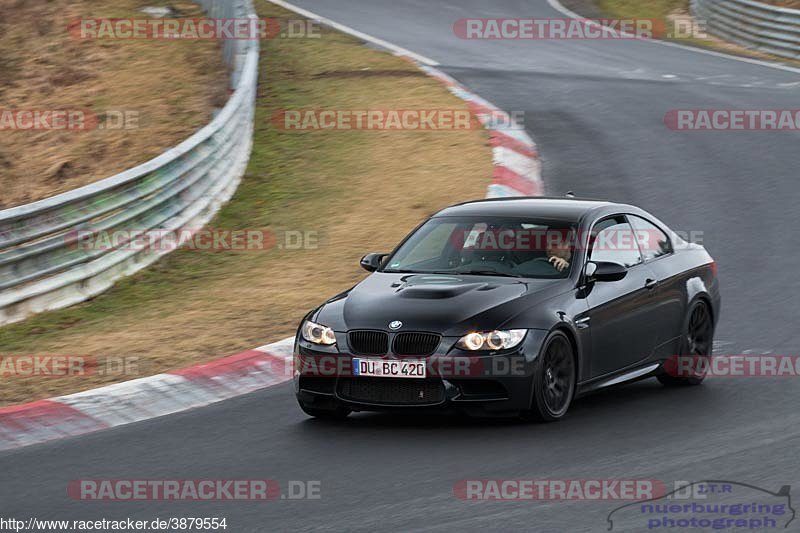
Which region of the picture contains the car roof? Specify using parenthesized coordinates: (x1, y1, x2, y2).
(433, 196, 622, 221)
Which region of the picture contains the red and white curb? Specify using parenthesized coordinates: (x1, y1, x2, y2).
(0, 339, 294, 451)
(417, 64, 543, 198)
(0, 7, 543, 452)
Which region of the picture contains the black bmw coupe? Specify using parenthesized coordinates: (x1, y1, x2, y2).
(294, 197, 720, 421)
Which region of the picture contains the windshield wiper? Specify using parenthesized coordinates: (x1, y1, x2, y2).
(383, 269, 521, 278)
(455, 270, 521, 278)
(381, 269, 454, 274)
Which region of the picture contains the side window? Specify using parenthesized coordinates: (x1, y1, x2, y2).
(590, 216, 642, 268)
(628, 215, 673, 261)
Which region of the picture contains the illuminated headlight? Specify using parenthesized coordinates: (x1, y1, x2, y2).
(301, 320, 337, 346)
(455, 329, 527, 351)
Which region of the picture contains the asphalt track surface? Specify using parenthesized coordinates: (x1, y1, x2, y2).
(3, 1, 800, 531)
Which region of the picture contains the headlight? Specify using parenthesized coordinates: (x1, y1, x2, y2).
(455, 329, 527, 351)
(301, 320, 337, 345)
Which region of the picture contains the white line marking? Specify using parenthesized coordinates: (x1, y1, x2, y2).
(265, 0, 440, 66)
(547, 0, 800, 76)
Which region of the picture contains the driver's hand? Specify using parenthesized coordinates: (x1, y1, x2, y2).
(548, 256, 569, 272)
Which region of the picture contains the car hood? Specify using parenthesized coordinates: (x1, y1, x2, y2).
(314, 272, 569, 336)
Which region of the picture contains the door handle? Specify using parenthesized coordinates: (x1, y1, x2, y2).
(645, 278, 657, 290)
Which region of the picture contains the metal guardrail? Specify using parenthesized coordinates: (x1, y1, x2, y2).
(693, 0, 800, 59)
(0, 0, 259, 325)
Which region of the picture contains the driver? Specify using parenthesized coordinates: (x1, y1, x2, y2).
(547, 236, 572, 272)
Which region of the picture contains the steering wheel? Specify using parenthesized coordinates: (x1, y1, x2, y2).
(531, 257, 558, 268)
(515, 256, 566, 277)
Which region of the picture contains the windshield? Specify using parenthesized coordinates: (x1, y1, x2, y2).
(382, 216, 578, 279)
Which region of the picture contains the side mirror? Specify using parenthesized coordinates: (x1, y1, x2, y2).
(360, 253, 387, 272)
(586, 261, 627, 282)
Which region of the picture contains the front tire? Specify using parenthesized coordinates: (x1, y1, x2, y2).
(523, 331, 576, 422)
(658, 300, 714, 386)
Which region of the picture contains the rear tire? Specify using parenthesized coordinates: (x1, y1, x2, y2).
(298, 400, 351, 419)
(522, 331, 576, 422)
(658, 300, 714, 387)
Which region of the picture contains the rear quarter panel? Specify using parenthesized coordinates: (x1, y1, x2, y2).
(649, 245, 719, 359)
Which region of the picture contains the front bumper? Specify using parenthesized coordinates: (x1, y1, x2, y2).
(294, 329, 548, 416)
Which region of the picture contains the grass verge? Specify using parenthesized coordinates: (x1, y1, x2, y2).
(0, 0, 228, 208)
(0, 2, 492, 406)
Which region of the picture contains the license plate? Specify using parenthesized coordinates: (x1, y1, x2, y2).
(352, 358, 426, 378)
